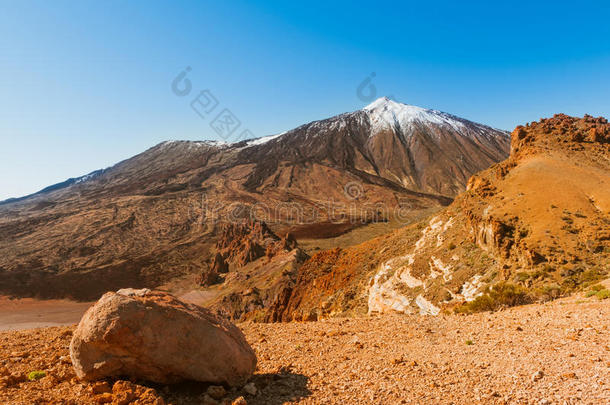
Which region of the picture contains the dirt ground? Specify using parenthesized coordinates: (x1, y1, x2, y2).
(0, 297, 92, 332)
(0, 296, 608, 404)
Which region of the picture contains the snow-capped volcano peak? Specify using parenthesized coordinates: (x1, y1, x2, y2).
(363, 96, 403, 111)
(363, 97, 466, 132)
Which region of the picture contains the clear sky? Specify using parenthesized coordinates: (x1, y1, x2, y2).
(1, 0, 609, 201)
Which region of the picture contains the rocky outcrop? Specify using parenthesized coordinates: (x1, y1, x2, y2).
(198, 263, 221, 286)
(201, 220, 301, 284)
(510, 114, 610, 157)
(215, 220, 281, 265)
(69, 288, 256, 386)
(198, 219, 311, 321)
(211, 252, 229, 274)
(282, 232, 298, 250)
(198, 253, 230, 287)
(235, 239, 266, 266)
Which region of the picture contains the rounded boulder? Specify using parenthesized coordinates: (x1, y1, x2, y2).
(69, 288, 256, 386)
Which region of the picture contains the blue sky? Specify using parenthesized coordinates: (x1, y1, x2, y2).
(1, 0, 609, 200)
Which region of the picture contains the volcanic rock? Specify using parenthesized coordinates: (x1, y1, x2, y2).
(69, 288, 256, 385)
(217, 220, 279, 265)
(281, 232, 297, 251)
(198, 218, 311, 322)
(236, 239, 266, 266)
(200, 220, 301, 287)
(211, 252, 229, 274)
(199, 253, 230, 286)
(199, 263, 221, 286)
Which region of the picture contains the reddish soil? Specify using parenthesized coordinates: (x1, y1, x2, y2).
(0, 297, 92, 332)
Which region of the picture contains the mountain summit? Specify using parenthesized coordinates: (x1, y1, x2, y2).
(364, 97, 472, 133)
(237, 97, 510, 197)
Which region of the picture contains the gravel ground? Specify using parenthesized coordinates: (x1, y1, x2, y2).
(0, 296, 608, 404)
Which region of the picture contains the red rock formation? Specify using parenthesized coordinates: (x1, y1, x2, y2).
(199, 220, 310, 321)
(211, 252, 229, 274)
(198, 264, 220, 287)
(211, 220, 304, 270)
(198, 253, 230, 287)
(234, 239, 266, 266)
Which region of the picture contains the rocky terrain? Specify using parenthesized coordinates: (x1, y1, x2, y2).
(190, 220, 309, 321)
(1, 295, 608, 404)
(0, 98, 509, 301)
(266, 114, 610, 321)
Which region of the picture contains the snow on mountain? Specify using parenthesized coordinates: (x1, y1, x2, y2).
(159, 140, 230, 150)
(363, 97, 467, 134)
(161, 98, 502, 150)
(245, 132, 286, 146)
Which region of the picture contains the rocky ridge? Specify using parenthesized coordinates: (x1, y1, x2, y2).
(193, 220, 309, 322)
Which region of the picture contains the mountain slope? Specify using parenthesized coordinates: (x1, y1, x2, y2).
(0, 98, 510, 300)
(237, 97, 509, 198)
(268, 114, 610, 321)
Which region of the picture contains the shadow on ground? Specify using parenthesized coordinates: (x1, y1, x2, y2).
(152, 369, 311, 404)
(248, 370, 311, 405)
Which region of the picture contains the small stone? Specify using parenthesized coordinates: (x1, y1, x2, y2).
(232, 396, 247, 405)
(40, 375, 58, 389)
(207, 385, 227, 400)
(95, 393, 113, 404)
(531, 370, 544, 382)
(243, 382, 257, 396)
(351, 335, 364, 349)
(112, 380, 137, 405)
(55, 368, 74, 382)
(91, 381, 111, 394)
(201, 394, 218, 405)
(6, 373, 27, 386)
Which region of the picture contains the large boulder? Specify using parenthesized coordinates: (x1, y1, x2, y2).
(69, 288, 257, 386)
